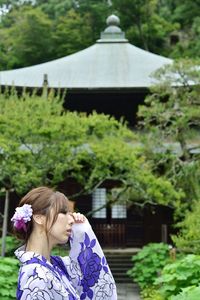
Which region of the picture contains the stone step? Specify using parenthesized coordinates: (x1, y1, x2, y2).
(113, 274, 133, 282)
(103, 249, 138, 284)
(107, 259, 132, 264)
(115, 277, 133, 284)
(109, 266, 133, 272)
(106, 255, 133, 260)
(117, 283, 141, 300)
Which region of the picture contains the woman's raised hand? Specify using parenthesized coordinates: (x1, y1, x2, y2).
(72, 212, 86, 223)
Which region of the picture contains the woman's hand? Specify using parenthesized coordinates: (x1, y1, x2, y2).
(72, 212, 86, 223)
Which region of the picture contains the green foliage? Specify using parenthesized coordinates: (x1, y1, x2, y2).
(36, 0, 75, 19)
(112, 0, 179, 56)
(0, 89, 181, 209)
(171, 285, 200, 300)
(133, 248, 200, 300)
(127, 243, 172, 289)
(142, 285, 200, 300)
(0, 235, 21, 257)
(139, 59, 200, 142)
(75, 0, 112, 41)
(138, 59, 200, 216)
(0, 89, 182, 254)
(141, 286, 164, 300)
(172, 200, 200, 254)
(167, 1, 200, 58)
(155, 254, 200, 299)
(0, 6, 54, 69)
(52, 9, 93, 58)
(0, 90, 70, 193)
(0, 0, 111, 70)
(52, 244, 70, 257)
(108, 159, 183, 208)
(0, 257, 19, 300)
(0, 0, 200, 69)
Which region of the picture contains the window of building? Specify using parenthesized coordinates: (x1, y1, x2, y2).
(111, 204, 127, 219)
(92, 188, 127, 219)
(92, 188, 106, 218)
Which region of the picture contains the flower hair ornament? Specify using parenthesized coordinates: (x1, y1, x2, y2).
(11, 204, 33, 231)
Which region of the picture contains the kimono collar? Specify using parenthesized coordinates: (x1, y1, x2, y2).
(14, 245, 53, 268)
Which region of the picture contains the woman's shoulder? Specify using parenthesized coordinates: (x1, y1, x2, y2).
(20, 260, 53, 281)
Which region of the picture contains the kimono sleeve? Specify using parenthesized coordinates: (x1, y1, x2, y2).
(62, 221, 118, 300)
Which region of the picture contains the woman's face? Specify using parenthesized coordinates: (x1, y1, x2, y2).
(48, 211, 74, 246)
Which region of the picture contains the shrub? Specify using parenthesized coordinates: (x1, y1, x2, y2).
(172, 200, 200, 254)
(155, 254, 200, 298)
(52, 243, 70, 256)
(127, 243, 172, 289)
(171, 285, 200, 300)
(0, 235, 21, 257)
(0, 257, 19, 300)
(141, 286, 165, 300)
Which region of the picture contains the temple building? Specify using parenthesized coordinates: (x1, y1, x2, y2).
(0, 14, 172, 126)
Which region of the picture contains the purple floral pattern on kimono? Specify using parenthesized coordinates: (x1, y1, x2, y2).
(78, 233, 102, 299)
(15, 221, 117, 300)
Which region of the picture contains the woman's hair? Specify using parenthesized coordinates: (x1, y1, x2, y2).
(13, 186, 69, 242)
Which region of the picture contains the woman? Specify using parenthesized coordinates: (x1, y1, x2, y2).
(11, 186, 117, 300)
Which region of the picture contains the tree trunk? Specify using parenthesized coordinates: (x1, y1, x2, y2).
(1, 189, 10, 257)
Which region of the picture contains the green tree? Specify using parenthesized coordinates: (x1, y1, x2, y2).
(112, 0, 178, 55)
(137, 59, 200, 216)
(52, 9, 93, 58)
(172, 200, 200, 254)
(170, 16, 200, 59)
(35, 0, 75, 19)
(0, 1, 110, 69)
(0, 0, 200, 68)
(0, 89, 70, 255)
(0, 88, 182, 255)
(171, 0, 200, 27)
(76, 0, 112, 41)
(38, 0, 112, 46)
(165, 0, 200, 58)
(0, 6, 53, 69)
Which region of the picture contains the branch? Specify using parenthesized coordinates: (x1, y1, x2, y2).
(68, 177, 112, 200)
(86, 185, 130, 217)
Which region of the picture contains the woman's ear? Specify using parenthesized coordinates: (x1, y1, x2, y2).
(32, 214, 46, 226)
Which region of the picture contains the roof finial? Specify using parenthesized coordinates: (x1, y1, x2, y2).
(106, 15, 120, 27)
(97, 14, 128, 43)
(42, 73, 48, 99)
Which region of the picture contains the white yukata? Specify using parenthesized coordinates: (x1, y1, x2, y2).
(15, 221, 117, 300)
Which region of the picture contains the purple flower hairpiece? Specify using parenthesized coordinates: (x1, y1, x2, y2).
(11, 204, 33, 231)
